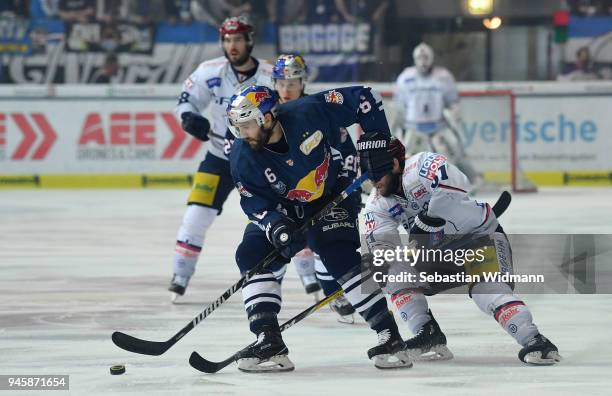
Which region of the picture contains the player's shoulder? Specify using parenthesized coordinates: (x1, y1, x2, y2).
(404, 151, 447, 184)
(431, 66, 455, 81)
(192, 56, 228, 80)
(396, 67, 418, 84)
(277, 94, 319, 116)
(255, 58, 274, 74)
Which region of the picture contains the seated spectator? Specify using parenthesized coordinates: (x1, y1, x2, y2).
(30, 0, 61, 19)
(165, 0, 191, 24)
(1, 0, 30, 18)
(92, 53, 120, 83)
(558, 46, 601, 81)
(59, 0, 95, 23)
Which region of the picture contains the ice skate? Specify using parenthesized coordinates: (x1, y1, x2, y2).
(519, 334, 562, 365)
(367, 328, 413, 369)
(330, 295, 356, 324)
(404, 310, 454, 361)
(168, 274, 190, 303)
(237, 325, 295, 373)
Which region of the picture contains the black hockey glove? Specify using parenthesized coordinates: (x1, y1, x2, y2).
(267, 217, 307, 259)
(409, 212, 446, 248)
(181, 112, 210, 141)
(356, 132, 392, 182)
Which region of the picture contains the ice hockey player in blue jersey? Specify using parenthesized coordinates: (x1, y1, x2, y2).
(272, 54, 357, 323)
(226, 85, 412, 372)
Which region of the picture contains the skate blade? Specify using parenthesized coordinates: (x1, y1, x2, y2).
(409, 345, 454, 361)
(237, 355, 295, 373)
(372, 351, 413, 369)
(523, 350, 562, 365)
(170, 292, 180, 304)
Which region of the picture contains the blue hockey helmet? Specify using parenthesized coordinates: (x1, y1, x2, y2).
(226, 85, 279, 137)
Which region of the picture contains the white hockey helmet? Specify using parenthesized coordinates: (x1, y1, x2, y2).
(413, 43, 435, 75)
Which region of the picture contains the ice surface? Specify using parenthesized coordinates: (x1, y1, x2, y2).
(1, 188, 611, 395)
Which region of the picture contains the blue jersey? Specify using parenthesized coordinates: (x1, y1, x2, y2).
(229, 86, 390, 231)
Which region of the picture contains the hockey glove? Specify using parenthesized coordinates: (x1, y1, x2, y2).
(267, 217, 307, 259)
(181, 112, 210, 141)
(356, 132, 393, 182)
(409, 212, 446, 248)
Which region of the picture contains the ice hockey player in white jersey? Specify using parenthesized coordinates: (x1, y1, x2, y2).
(357, 133, 561, 365)
(273, 54, 357, 323)
(394, 43, 481, 184)
(168, 16, 273, 301)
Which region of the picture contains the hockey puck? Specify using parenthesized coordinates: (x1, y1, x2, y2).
(110, 365, 126, 375)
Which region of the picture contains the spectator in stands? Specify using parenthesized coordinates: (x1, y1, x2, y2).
(190, 0, 232, 26)
(306, 0, 340, 23)
(558, 46, 601, 81)
(92, 52, 119, 83)
(0, 0, 30, 18)
(30, 0, 60, 18)
(58, 0, 95, 23)
(97, 0, 127, 23)
(165, 0, 192, 24)
(125, 0, 164, 24)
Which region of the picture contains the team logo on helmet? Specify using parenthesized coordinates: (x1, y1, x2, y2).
(273, 54, 308, 80)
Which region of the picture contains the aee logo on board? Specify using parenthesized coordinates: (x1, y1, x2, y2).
(77, 112, 202, 160)
(0, 113, 57, 161)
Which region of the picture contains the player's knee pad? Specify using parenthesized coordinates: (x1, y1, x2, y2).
(291, 248, 315, 277)
(242, 272, 282, 334)
(471, 281, 516, 315)
(187, 171, 221, 207)
(390, 289, 431, 334)
(176, 204, 217, 246)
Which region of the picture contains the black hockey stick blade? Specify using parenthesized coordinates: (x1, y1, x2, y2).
(112, 331, 172, 356)
(190, 289, 344, 373)
(189, 350, 239, 374)
(492, 190, 512, 217)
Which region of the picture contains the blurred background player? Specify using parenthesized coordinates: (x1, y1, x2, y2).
(393, 43, 481, 186)
(358, 134, 561, 365)
(272, 54, 356, 323)
(226, 85, 411, 372)
(169, 16, 273, 301)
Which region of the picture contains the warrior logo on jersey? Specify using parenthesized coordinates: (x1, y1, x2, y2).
(236, 182, 253, 197)
(299, 130, 323, 155)
(419, 153, 446, 181)
(286, 150, 330, 202)
(324, 90, 344, 104)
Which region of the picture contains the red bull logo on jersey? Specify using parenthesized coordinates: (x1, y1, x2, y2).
(286, 151, 331, 202)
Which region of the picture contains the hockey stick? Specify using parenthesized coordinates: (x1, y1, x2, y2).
(492, 190, 511, 217)
(189, 288, 345, 373)
(189, 191, 512, 372)
(111, 174, 368, 356)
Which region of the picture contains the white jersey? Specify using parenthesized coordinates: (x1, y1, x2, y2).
(364, 151, 496, 254)
(175, 56, 273, 159)
(394, 66, 458, 135)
